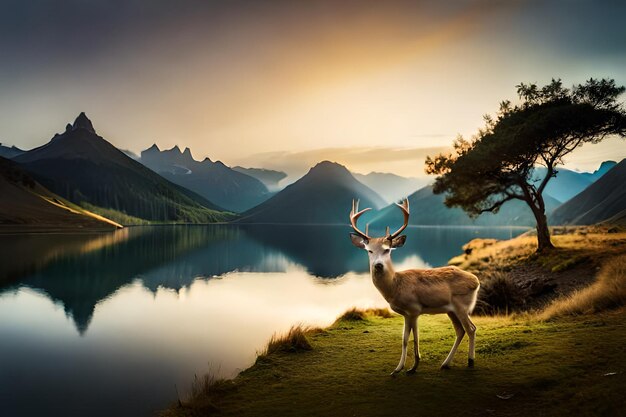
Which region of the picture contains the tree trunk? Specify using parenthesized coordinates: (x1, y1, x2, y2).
(534, 210, 554, 252)
(521, 184, 555, 253)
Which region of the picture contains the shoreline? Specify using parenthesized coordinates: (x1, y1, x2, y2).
(162, 308, 626, 417)
(162, 226, 626, 416)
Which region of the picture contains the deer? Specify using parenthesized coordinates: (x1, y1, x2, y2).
(349, 199, 480, 375)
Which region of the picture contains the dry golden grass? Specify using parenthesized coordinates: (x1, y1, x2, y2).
(540, 254, 626, 319)
(334, 307, 395, 323)
(450, 226, 626, 274)
(259, 325, 321, 357)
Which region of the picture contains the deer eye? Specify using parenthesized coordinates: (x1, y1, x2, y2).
(368, 250, 373, 254)
(383, 249, 390, 254)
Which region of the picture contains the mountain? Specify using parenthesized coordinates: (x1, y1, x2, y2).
(140, 145, 271, 212)
(353, 172, 429, 203)
(531, 167, 592, 203)
(0, 143, 25, 159)
(119, 148, 139, 160)
(13, 113, 232, 224)
(550, 159, 626, 225)
(371, 185, 561, 227)
(0, 156, 120, 231)
(237, 161, 386, 224)
(580, 160, 617, 182)
(232, 166, 287, 192)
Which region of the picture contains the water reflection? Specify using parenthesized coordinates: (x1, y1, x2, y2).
(0, 225, 526, 334)
(0, 224, 527, 417)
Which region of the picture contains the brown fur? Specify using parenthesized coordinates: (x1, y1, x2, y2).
(350, 200, 480, 372)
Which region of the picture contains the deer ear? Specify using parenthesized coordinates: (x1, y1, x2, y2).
(390, 235, 407, 248)
(349, 233, 368, 249)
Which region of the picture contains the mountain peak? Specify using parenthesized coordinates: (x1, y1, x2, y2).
(182, 147, 193, 158)
(597, 160, 617, 171)
(72, 112, 96, 134)
(147, 143, 160, 152)
(308, 160, 351, 178)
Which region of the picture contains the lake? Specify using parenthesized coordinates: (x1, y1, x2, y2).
(0, 225, 527, 417)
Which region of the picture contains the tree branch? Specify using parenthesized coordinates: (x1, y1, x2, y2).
(478, 195, 515, 214)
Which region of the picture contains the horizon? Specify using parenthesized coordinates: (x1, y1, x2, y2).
(1, 110, 623, 182)
(1, 1, 625, 178)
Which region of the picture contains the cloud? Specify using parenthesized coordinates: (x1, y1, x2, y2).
(232, 145, 450, 182)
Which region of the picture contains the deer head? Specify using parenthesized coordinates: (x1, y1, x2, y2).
(349, 198, 410, 275)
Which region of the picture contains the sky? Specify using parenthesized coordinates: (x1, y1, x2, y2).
(1, 0, 625, 179)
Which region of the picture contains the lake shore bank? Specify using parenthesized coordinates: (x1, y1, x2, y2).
(163, 309, 626, 417)
(162, 225, 626, 416)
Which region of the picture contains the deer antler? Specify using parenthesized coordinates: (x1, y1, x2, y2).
(387, 198, 410, 240)
(350, 199, 371, 240)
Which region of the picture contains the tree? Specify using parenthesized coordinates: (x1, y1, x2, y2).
(425, 78, 626, 252)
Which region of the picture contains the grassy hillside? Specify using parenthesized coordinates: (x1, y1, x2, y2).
(0, 156, 121, 232)
(163, 226, 626, 417)
(448, 226, 626, 313)
(14, 114, 234, 225)
(163, 309, 625, 417)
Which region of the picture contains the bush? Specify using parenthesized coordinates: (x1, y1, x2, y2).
(475, 271, 523, 315)
(334, 307, 394, 324)
(261, 325, 318, 356)
(541, 254, 626, 319)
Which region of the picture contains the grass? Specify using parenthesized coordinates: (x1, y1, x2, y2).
(541, 254, 626, 319)
(448, 226, 626, 314)
(474, 271, 522, 315)
(334, 307, 395, 323)
(259, 325, 319, 357)
(80, 202, 152, 225)
(449, 226, 626, 274)
(164, 309, 626, 417)
(162, 228, 626, 417)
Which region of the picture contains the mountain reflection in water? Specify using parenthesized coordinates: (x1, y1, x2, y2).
(0, 225, 526, 417)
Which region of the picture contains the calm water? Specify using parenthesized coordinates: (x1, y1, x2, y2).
(0, 225, 527, 417)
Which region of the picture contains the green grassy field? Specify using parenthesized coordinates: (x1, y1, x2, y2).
(162, 229, 626, 417)
(164, 309, 626, 417)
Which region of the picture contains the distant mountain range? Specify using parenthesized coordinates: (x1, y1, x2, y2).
(532, 167, 593, 203)
(371, 185, 562, 228)
(2, 111, 621, 230)
(0, 143, 25, 159)
(237, 161, 385, 224)
(0, 156, 120, 231)
(140, 145, 271, 212)
(232, 166, 287, 192)
(581, 160, 617, 182)
(551, 159, 626, 225)
(352, 172, 430, 203)
(13, 113, 232, 225)
(531, 162, 615, 203)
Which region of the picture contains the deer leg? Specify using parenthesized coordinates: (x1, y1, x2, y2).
(391, 316, 411, 376)
(406, 316, 420, 374)
(457, 313, 477, 367)
(441, 312, 465, 369)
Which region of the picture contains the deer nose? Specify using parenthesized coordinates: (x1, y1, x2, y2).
(374, 262, 384, 272)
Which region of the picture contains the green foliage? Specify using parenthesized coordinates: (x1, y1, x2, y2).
(80, 202, 151, 225)
(164, 311, 626, 417)
(426, 78, 626, 216)
(426, 78, 626, 250)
